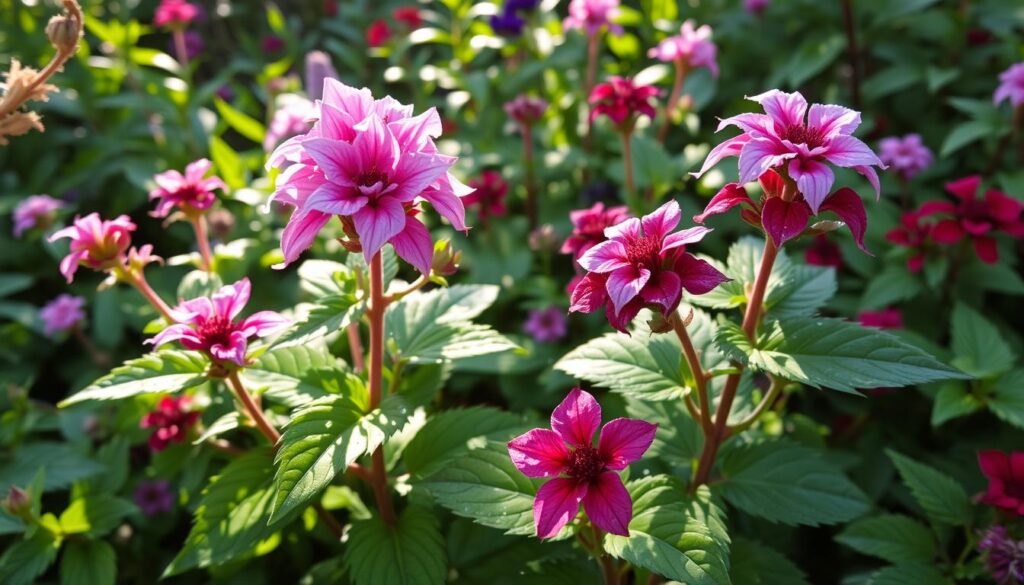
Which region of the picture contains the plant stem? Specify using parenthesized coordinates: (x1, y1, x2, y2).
(620, 130, 640, 211)
(657, 60, 687, 144)
(126, 270, 176, 323)
(840, 0, 861, 110)
(172, 28, 190, 70)
(227, 371, 280, 444)
(347, 323, 365, 373)
(670, 310, 712, 434)
(728, 376, 784, 435)
(523, 125, 539, 230)
(72, 325, 110, 366)
(587, 524, 617, 585)
(190, 215, 214, 272)
(367, 252, 398, 526)
(582, 32, 600, 168)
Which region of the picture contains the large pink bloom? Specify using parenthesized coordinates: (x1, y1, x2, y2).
(647, 20, 718, 78)
(978, 450, 1024, 516)
(149, 158, 227, 218)
(146, 278, 289, 367)
(570, 200, 728, 332)
(693, 89, 884, 213)
(508, 388, 656, 538)
(49, 213, 136, 283)
(563, 0, 622, 37)
(920, 176, 1024, 264)
(994, 63, 1024, 108)
(266, 79, 472, 273)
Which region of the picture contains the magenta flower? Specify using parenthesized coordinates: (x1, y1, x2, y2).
(647, 20, 718, 78)
(266, 79, 472, 273)
(878, 134, 932, 180)
(804, 235, 842, 268)
(154, 0, 198, 28)
(744, 0, 770, 14)
(693, 89, 884, 213)
(505, 95, 548, 126)
(994, 63, 1024, 108)
(979, 450, 1024, 516)
(858, 308, 902, 330)
(561, 202, 631, 260)
(524, 306, 568, 343)
(507, 388, 656, 538)
(264, 97, 315, 152)
(977, 526, 1024, 583)
(465, 170, 508, 220)
(134, 479, 176, 516)
(49, 213, 136, 283)
(12, 194, 63, 238)
(570, 200, 729, 332)
(920, 176, 1024, 264)
(39, 294, 85, 336)
(589, 77, 659, 126)
(563, 0, 622, 37)
(140, 396, 200, 452)
(885, 210, 933, 273)
(150, 158, 227, 218)
(146, 278, 289, 367)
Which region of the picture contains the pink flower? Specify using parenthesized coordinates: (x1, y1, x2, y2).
(647, 20, 718, 78)
(878, 134, 932, 180)
(39, 294, 85, 336)
(978, 450, 1024, 516)
(134, 479, 175, 516)
(804, 235, 842, 268)
(561, 202, 630, 260)
(465, 170, 508, 219)
(146, 278, 289, 367)
(858, 308, 902, 329)
(392, 6, 422, 29)
(744, 0, 770, 14)
(507, 388, 656, 538)
(261, 35, 285, 53)
(505, 95, 548, 126)
(264, 97, 315, 152)
(919, 176, 1024, 264)
(305, 51, 338, 100)
(141, 396, 199, 452)
(49, 213, 136, 283)
(994, 63, 1024, 108)
(589, 77, 659, 126)
(367, 19, 392, 47)
(524, 306, 568, 343)
(885, 210, 933, 272)
(570, 200, 729, 333)
(12, 194, 63, 238)
(563, 0, 622, 37)
(149, 158, 227, 218)
(266, 79, 472, 273)
(977, 526, 1024, 583)
(693, 89, 884, 213)
(154, 0, 199, 28)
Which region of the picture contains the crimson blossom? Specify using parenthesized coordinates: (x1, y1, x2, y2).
(919, 176, 1024, 264)
(561, 202, 631, 261)
(508, 388, 656, 538)
(150, 158, 227, 218)
(140, 396, 199, 452)
(570, 200, 728, 332)
(589, 77, 659, 128)
(979, 450, 1024, 516)
(154, 0, 198, 28)
(885, 210, 934, 273)
(465, 170, 508, 220)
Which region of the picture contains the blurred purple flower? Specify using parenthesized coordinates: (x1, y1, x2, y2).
(647, 20, 718, 78)
(13, 194, 63, 238)
(506, 0, 540, 11)
(878, 134, 932, 180)
(141, 396, 199, 452)
(134, 480, 175, 516)
(744, 0, 770, 14)
(215, 85, 234, 102)
(978, 526, 1024, 584)
(524, 306, 568, 343)
(561, 202, 630, 260)
(264, 97, 315, 152)
(39, 294, 85, 336)
(994, 63, 1024, 108)
(490, 11, 526, 37)
(166, 30, 203, 60)
(305, 51, 338, 100)
(505, 95, 547, 126)
(261, 35, 285, 53)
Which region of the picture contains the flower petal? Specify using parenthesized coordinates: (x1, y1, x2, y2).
(823, 135, 882, 168)
(788, 158, 835, 214)
(972, 235, 999, 264)
(807, 103, 861, 137)
(761, 197, 810, 248)
(145, 324, 198, 348)
(275, 209, 331, 269)
(534, 478, 587, 539)
(569, 272, 609, 314)
(931, 219, 965, 244)
(421, 174, 471, 231)
(693, 183, 753, 224)
(945, 176, 980, 201)
(738, 137, 794, 184)
(551, 388, 602, 448)
(303, 182, 368, 216)
(352, 198, 407, 262)
(578, 239, 628, 273)
(854, 165, 882, 201)
(582, 472, 632, 537)
(692, 134, 750, 178)
(508, 428, 570, 478)
(749, 89, 807, 129)
(598, 418, 657, 470)
(604, 217, 641, 240)
(979, 450, 1010, 481)
(607, 266, 650, 315)
(819, 187, 870, 255)
(391, 152, 454, 203)
(238, 311, 291, 337)
(662, 226, 712, 254)
(213, 278, 250, 321)
(390, 216, 434, 275)
(639, 270, 682, 314)
(675, 253, 731, 295)
(641, 200, 681, 242)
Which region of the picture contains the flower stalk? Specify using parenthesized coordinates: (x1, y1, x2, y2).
(190, 215, 214, 272)
(657, 61, 688, 144)
(121, 268, 176, 323)
(523, 124, 539, 229)
(367, 251, 397, 526)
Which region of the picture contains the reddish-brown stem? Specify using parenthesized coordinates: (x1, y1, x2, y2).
(367, 252, 397, 526)
(840, 0, 861, 110)
(348, 462, 373, 483)
(190, 215, 214, 272)
(657, 60, 688, 144)
(228, 371, 280, 445)
(346, 322, 365, 373)
(172, 28, 190, 69)
(125, 270, 176, 323)
(670, 311, 712, 435)
(523, 125, 539, 229)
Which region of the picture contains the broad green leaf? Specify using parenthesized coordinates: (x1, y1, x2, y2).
(836, 514, 937, 563)
(60, 540, 116, 585)
(989, 369, 1024, 430)
(345, 247, 399, 288)
(604, 480, 731, 585)
(297, 259, 353, 297)
(868, 563, 950, 585)
(941, 120, 998, 157)
(0, 529, 59, 585)
(243, 344, 344, 407)
(60, 351, 209, 406)
(345, 506, 447, 585)
(214, 97, 266, 143)
(860, 266, 922, 310)
(729, 538, 810, 585)
(0, 512, 23, 535)
(0, 442, 104, 493)
(786, 35, 845, 87)
(624, 397, 703, 466)
(59, 495, 136, 537)
(886, 450, 972, 526)
(950, 304, 1015, 378)
(403, 407, 532, 478)
(270, 387, 410, 521)
(274, 295, 366, 348)
(930, 382, 982, 426)
(209, 135, 245, 190)
(193, 412, 242, 445)
(0, 273, 33, 298)
(387, 284, 500, 331)
(719, 440, 870, 526)
(770, 264, 837, 318)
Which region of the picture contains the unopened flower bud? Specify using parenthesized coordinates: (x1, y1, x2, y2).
(45, 13, 82, 54)
(207, 209, 235, 241)
(2, 487, 31, 520)
(529, 224, 558, 252)
(646, 313, 673, 334)
(432, 240, 460, 276)
(806, 220, 845, 236)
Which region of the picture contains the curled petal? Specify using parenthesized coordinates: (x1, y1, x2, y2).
(675, 253, 731, 295)
(662, 226, 712, 254)
(761, 197, 810, 248)
(390, 216, 434, 275)
(213, 278, 251, 321)
(606, 297, 643, 334)
(145, 324, 199, 348)
(738, 137, 794, 184)
(582, 472, 632, 537)
(945, 176, 981, 201)
(692, 134, 750, 179)
(551, 388, 602, 448)
(578, 239, 629, 273)
(598, 418, 657, 470)
(238, 311, 291, 337)
(749, 89, 807, 129)
(534, 478, 587, 539)
(604, 217, 641, 240)
(854, 165, 882, 201)
(275, 209, 331, 269)
(640, 200, 681, 242)
(820, 188, 870, 255)
(807, 103, 861, 137)
(353, 198, 407, 262)
(823, 135, 882, 168)
(508, 428, 570, 478)
(693, 183, 753, 224)
(303, 182, 368, 216)
(639, 270, 682, 314)
(569, 272, 609, 314)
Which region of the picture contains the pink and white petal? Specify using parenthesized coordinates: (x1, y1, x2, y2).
(421, 179, 469, 231)
(819, 188, 870, 254)
(534, 478, 587, 539)
(318, 102, 360, 142)
(854, 165, 881, 201)
(598, 418, 657, 470)
(715, 112, 774, 136)
(49, 225, 80, 243)
(198, 176, 228, 194)
(641, 200, 681, 242)
(607, 297, 643, 334)
(391, 152, 454, 203)
(238, 311, 291, 337)
(823, 135, 883, 168)
(582, 472, 632, 537)
(58, 249, 86, 283)
(604, 217, 641, 240)
(507, 428, 571, 478)
(353, 114, 400, 173)
(607, 266, 650, 315)
(738, 137, 794, 184)
(807, 103, 861, 137)
(352, 198, 407, 262)
(213, 278, 251, 321)
(569, 273, 609, 314)
(390, 107, 443, 150)
(145, 324, 197, 348)
(275, 209, 332, 269)
(661, 226, 712, 254)
(749, 89, 807, 129)
(303, 182, 368, 216)
(639, 270, 681, 314)
(303, 138, 362, 184)
(693, 183, 753, 223)
(153, 170, 185, 193)
(390, 217, 434, 275)
(578, 239, 629, 273)
(184, 158, 213, 183)
(675, 253, 731, 295)
(691, 134, 750, 178)
(172, 297, 213, 323)
(788, 158, 835, 214)
(321, 79, 374, 123)
(551, 388, 602, 448)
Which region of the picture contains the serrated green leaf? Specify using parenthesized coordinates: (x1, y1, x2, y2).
(719, 440, 870, 526)
(60, 540, 116, 585)
(177, 270, 224, 301)
(60, 351, 209, 406)
(274, 295, 366, 349)
(941, 120, 1001, 158)
(868, 563, 950, 585)
(930, 382, 982, 426)
(194, 412, 242, 445)
(989, 369, 1024, 430)
(403, 407, 532, 478)
(0, 528, 59, 585)
(59, 494, 136, 537)
(860, 266, 922, 310)
(950, 303, 1015, 378)
(242, 344, 344, 407)
(836, 514, 937, 563)
(624, 397, 703, 466)
(297, 259, 353, 297)
(729, 538, 810, 585)
(345, 506, 447, 585)
(0, 443, 104, 493)
(886, 450, 972, 526)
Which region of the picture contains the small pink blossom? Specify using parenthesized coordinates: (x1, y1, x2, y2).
(134, 479, 175, 516)
(264, 97, 315, 152)
(524, 306, 568, 343)
(589, 77, 659, 126)
(505, 95, 548, 126)
(744, 0, 770, 14)
(920, 176, 1024, 264)
(878, 134, 932, 180)
(979, 450, 1024, 516)
(561, 202, 631, 260)
(141, 396, 199, 452)
(571, 200, 729, 333)
(149, 158, 227, 218)
(39, 294, 85, 336)
(507, 388, 656, 538)
(994, 63, 1024, 108)
(977, 525, 1024, 583)
(12, 194, 63, 238)
(647, 20, 718, 78)
(693, 89, 884, 213)
(465, 170, 508, 219)
(154, 0, 199, 28)
(563, 0, 622, 37)
(858, 308, 902, 329)
(49, 213, 136, 283)
(146, 278, 289, 367)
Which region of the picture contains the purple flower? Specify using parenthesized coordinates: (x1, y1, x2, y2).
(134, 480, 175, 516)
(507, 388, 656, 538)
(744, 0, 770, 14)
(647, 20, 718, 78)
(305, 51, 338, 100)
(39, 294, 85, 336)
(878, 134, 932, 180)
(524, 306, 568, 343)
(564, 0, 622, 37)
(264, 97, 315, 152)
(505, 95, 547, 126)
(146, 278, 289, 367)
(978, 526, 1024, 583)
(49, 213, 137, 283)
(693, 89, 884, 213)
(261, 35, 285, 53)
(12, 194, 63, 238)
(150, 158, 227, 218)
(994, 63, 1024, 108)
(490, 11, 526, 37)
(506, 0, 539, 12)
(167, 30, 203, 60)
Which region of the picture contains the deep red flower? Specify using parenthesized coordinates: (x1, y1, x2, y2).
(465, 171, 508, 219)
(979, 450, 1024, 516)
(392, 6, 422, 29)
(367, 19, 392, 47)
(918, 176, 1024, 264)
(858, 308, 902, 329)
(140, 396, 200, 452)
(589, 77, 658, 127)
(804, 235, 843, 268)
(885, 210, 933, 273)
(561, 202, 631, 260)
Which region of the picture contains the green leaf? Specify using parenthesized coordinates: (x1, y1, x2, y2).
(868, 563, 950, 585)
(242, 344, 344, 407)
(298, 259, 353, 297)
(943, 120, 1002, 158)
(860, 266, 922, 310)
(209, 135, 245, 190)
(950, 303, 1015, 378)
(177, 270, 224, 301)
(403, 407, 532, 478)
(60, 540, 116, 585)
(418, 440, 541, 536)
(0, 442, 104, 493)
(0, 529, 59, 585)
(275, 295, 366, 348)
(836, 514, 937, 563)
(604, 480, 731, 585)
(989, 369, 1024, 430)
(59, 494, 136, 537)
(930, 382, 982, 426)
(734, 317, 969, 393)
(0, 273, 33, 298)
(624, 397, 703, 466)
(719, 440, 870, 526)
(214, 97, 266, 144)
(785, 35, 845, 87)
(60, 351, 209, 406)
(886, 450, 972, 526)
(729, 538, 809, 585)
(270, 387, 410, 521)
(345, 505, 447, 585)
(194, 412, 242, 445)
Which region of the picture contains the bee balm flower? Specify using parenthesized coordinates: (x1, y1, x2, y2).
(141, 396, 200, 452)
(12, 194, 63, 238)
(920, 176, 1024, 264)
(49, 213, 136, 283)
(149, 158, 227, 218)
(978, 450, 1024, 516)
(647, 20, 718, 78)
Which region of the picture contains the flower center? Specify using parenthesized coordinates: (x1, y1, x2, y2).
(624, 235, 662, 267)
(782, 124, 827, 149)
(567, 446, 604, 482)
(197, 315, 235, 348)
(961, 200, 991, 222)
(358, 168, 387, 187)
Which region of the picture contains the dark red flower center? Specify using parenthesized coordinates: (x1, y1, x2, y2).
(960, 199, 992, 223)
(625, 234, 662, 267)
(781, 124, 827, 149)
(358, 168, 388, 188)
(197, 315, 236, 348)
(173, 184, 205, 205)
(567, 446, 605, 482)
(1004, 481, 1024, 500)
